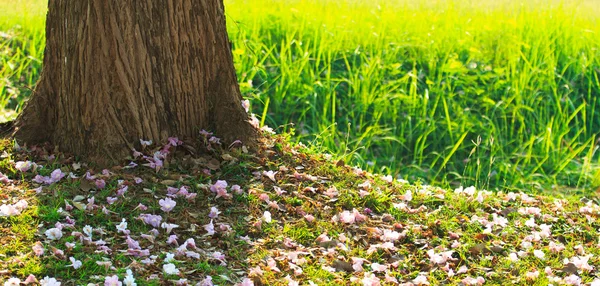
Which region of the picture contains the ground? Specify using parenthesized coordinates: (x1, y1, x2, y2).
(1, 131, 600, 285)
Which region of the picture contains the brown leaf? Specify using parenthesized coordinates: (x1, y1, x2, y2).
(318, 240, 339, 248)
(468, 243, 490, 256)
(207, 158, 221, 170)
(562, 263, 578, 275)
(79, 179, 94, 192)
(500, 207, 516, 217)
(331, 260, 353, 273)
(160, 180, 177, 186)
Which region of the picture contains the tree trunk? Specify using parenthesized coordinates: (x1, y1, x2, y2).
(13, 0, 256, 164)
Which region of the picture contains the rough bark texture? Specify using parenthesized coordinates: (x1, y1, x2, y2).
(14, 0, 256, 164)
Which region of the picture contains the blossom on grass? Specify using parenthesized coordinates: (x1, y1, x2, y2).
(199, 276, 214, 286)
(564, 275, 582, 286)
(4, 278, 21, 286)
(24, 275, 37, 284)
(40, 276, 61, 286)
(123, 269, 136, 286)
(533, 250, 545, 260)
(159, 197, 176, 212)
(104, 275, 122, 286)
(208, 206, 220, 219)
(204, 220, 215, 235)
(525, 270, 539, 280)
(263, 211, 272, 223)
(139, 214, 162, 228)
(32, 241, 45, 256)
(163, 263, 180, 275)
(304, 214, 315, 222)
(0, 200, 28, 217)
(15, 160, 35, 172)
(83, 225, 93, 239)
(67, 257, 82, 269)
(461, 276, 485, 286)
(210, 180, 227, 193)
(45, 228, 63, 240)
(564, 255, 594, 272)
(116, 218, 128, 234)
(161, 222, 179, 234)
(231, 185, 243, 195)
(549, 241, 565, 253)
(413, 275, 430, 285)
(262, 170, 277, 182)
(95, 179, 106, 189)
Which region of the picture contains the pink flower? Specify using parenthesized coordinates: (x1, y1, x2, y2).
(32, 241, 45, 256)
(324, 186, 338, 198)
(461, 276, 485, 286)
(159, 197, 176, 212)
(564, 275, 582, 285)
(167, 235, 178, 246)
(242, 99, 250, 112)
(139, 214, 162, 228)
(361, 272, 381, 286)
(232, 185, 243, 194)
(68, 257, 82, 269)
(116, 185, 128, 196)
(204, 220, 215, 235)
(95, 179, 106, 189)
(413, 275, 429, 285)
(370, 263, 387, 272)
(215, 188, 230, 199)
(262, 170, 277, 182)
(126, 236, 141, 249)
(208, 207, 220, 219)
(304, 214, 315, 222)
(50, 169, 66, 183)
(168, 137, 182, 146)
(4, 278, 21, 285)
(104, 275, 122, 286)
(15, 161, 35, 172)
(199, 276, 214, 286)
(24, 274, 38, 284)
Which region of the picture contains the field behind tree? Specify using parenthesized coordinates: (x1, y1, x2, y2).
(1, 0, 600, 193)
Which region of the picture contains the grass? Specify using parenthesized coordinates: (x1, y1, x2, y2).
(2, 133, 600, 284)
(0, 0, 599, 192)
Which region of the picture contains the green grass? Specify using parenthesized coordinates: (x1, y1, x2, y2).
(1, 0, 599, 193)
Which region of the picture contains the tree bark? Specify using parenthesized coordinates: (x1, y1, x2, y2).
(13, 0, 256, 164)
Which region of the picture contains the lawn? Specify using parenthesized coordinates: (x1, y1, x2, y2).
(1, 0, 600, 284)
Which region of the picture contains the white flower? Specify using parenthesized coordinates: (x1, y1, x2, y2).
(4, 278, 21, 286)
(45, 228, 63, 240)
(413, 275, 430, 285)
(263, 211, 272, 223)
(116, 219, 128, 233)
(164, 253, 175, 263)
(68, 257, 82, 269)
(123, 269, 136, 286)
(40, 276, 61, 286)
(533, 250, 545, 260)
(163, 263, 180, 275)
(82, 225, 93, 238)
